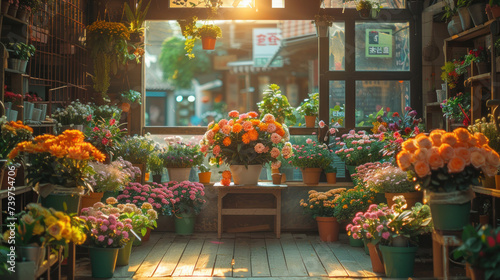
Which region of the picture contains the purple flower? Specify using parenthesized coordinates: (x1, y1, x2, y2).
(408, 110, 417, 117)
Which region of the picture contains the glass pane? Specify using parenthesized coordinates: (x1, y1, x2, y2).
(169, 0, 284, 8)
(329, 22, 345, 71)
(355, 80, 410, 127)
(355, 22, 410, 71)
(329, 81, 345, 128)
(325, 0, 405, 9)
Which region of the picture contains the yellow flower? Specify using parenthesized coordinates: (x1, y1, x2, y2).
(44, 216, 58, 226)
(33, 222, 45, 235)
(47, 221, 65, 240)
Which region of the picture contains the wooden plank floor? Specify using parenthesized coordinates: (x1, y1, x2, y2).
(75, 232, 388, 279)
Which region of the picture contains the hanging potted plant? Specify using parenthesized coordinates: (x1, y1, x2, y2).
(299, 188, 346, 242)
(123, 0, 151, 42)
(120, 89, 142, 112)
(355, 0, 373, 19)
(196, 24, 222, 50)
(312, 14, 335, 37)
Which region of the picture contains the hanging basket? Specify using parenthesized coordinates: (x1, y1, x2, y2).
(201, 36, 216, 50)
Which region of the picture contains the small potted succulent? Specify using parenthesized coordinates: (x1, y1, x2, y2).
(296, 93, 319, 127)
(197, 164, 211, 184)
(196, 24, 222, 50)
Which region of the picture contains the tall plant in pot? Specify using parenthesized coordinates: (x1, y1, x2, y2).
(199, 111, 291, 185)
(397, 128, 500, 231)
(289, 138, 333, 185)
(114, 135, 157, 182)
(257, 83, 296, 126)
(299, 188, 346, 242)
(8, 42, 35, 73)
(160, 139, 203, 182)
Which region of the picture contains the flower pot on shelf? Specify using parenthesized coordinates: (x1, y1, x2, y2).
(80, 192, 104, 212)
(167, 167, 191, 182)
(174, 212, 197, 235)
(16, 6, 28, 22)
(201, 36, 216, 50)
(39, 188, 82, 214)
(121, 102, 131, 112)
(301, 168, 322, 185)
(304, 115, 316, 127)
(458, 7, 472, 31)
(7, 58, 20, 71)
(427, 189, 473, 231)
(88, 246, 121, 278)
(326, 172, 336, 184)
(468, 3, 488, 27)
(229, 164, 262, 185)
(448, 15, 463, 36)
(367, 242, 385, 274)
(314, 22, 329, 37)
(272, 173, 282, 185)
(198, 171, 211, 184)
(315, 216, 339, 242)
(18, 245, 45, 268)
(385, 191, 423, 209)
(23, 101, 33, 121)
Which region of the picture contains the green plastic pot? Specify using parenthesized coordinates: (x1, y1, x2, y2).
(39, 192, 80, 214)
(349, 235, 364, 247)
(345, 165, 356, 178)
(429, 201, 471, 231)
(379, 245, 418, 278)
(174, 212, 197, 235)
(363, 239, 370, 255)
(116, 235, 135, 266)
(88, 246, 120, 278)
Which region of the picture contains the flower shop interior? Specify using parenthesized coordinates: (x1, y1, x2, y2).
(3, 0, 500, 279)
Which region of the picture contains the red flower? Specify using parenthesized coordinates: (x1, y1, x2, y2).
(87, 115, 92, 121)
(404, 127, 412, 134)
(392, 112, 399, 118)
(102, 138, 109, 145)
(93, 127, 100, 132)
(479, 251, 485, 257)
(109, 119, 116, 126)
(488, 236, 496, 247)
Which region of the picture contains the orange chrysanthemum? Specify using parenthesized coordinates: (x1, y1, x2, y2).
(232, 123, 243, 133)
(222, 170, 232, 179)
(247, 111, 258, 118)
(241, 133, 251, 144)
(248, 129, 259, 141)
(211, 124, 220, 133)
(223, 137, 231, 146)
(276, 127, 285, 137)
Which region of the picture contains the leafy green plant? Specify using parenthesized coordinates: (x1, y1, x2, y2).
(114, 135, 157, 164)
(442, 0, 458, 21)
(121, 89, 142, 104)
(160, 142, 204, 168)
(196, 24, 222, 38)
(453, 224, 500, 280)
(257, 84, 296, 125)
(147, 151, 164, 175)
(441, 91, 471, 123)
(52, 100, 93, 126)
(297, 93, 319, 117)
(123, 0, 151, 35)
(198, 164, 210, 173)
(91, 104, 122, 122)
(9, 42, 35, 60)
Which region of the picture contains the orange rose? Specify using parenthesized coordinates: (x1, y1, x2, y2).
(402, 139, 418, 153)
(474, 132, 489, 146)
(413, 148, 428, 162)
(468, 136, 478, 147)
(486, 149, 500, 167)
(415, 134, 432, 149)
(482, 165, 498, 177)
(438, 143, 455, 161)
(441, 132, 458, 147)
(447, 156, 466, 173)
(470, 150, 486, 168)
(454, 141, 469, 148)
(454, 127, 471, 143)
(429, 129, 445, 147)
(428, 148, 444, 170)
(414, 161, 431, 178)
(455, 147, 471, 165)
(397, 151, 412, 170)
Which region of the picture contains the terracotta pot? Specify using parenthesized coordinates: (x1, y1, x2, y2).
(315, 216, 339, 242)
(367, 242, 385, 274)
(326, 173, 336, 184)
(385, 192, 423, 209)
(272, 173, 282, 185)
(80, 192, 104, 212)
(121, 102, 131, 113)
(198, 172, 211, 184)
(301, 168, 322, 185)
(201, 36, 216, 50)
(304, 115, 316, 127)
(142, 227, 152, 242)
(271, 168, 280, 174)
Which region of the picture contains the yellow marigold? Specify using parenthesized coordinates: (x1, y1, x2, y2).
(67, 146, 89, 160)
(212, 124, 220, 133)
(241, 132, 251, 144)
(223, 137, 231, 146)
(250, 119, 260, 126)
(342, 205, 348, 209)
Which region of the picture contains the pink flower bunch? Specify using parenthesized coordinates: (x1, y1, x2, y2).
(165, 181, 206, 215)
(350, 161, 392, 187)
(346, 203, 394, 242)
(117, 182, 175, 215)
(333, 130, 385, 166)
(288, 139, 332, 169)
(79, 203, 133, 248)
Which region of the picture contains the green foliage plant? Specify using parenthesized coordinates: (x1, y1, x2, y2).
(123, 0, 151, 35)
(257, 84, 296, 125)
(121, 89, 142, 104)
(440, 91, 471, 123)
(198, 164, 210, 173)
(147, 151, 164, 175)
(113, 134, 157, 164)
(453, 224, 500, 280)
(297, 93, 319, 117)
(91, 104, 122, 122)
(9, 42, 35, 60)
(442, 0, 458, 21)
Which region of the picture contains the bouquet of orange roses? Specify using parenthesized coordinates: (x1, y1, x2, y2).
(397, 128, 500, 192)
(199, 110, 291, 166)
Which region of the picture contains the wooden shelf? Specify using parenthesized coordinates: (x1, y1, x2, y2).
(466, 72, 491, 83)
(5, 68, 29, 76)
(426, 102, 442, 107)
(1, 14, 28, 25)
(0, 185, 31, 199)
(445, 19, 496, 43)
(472, 185, 500, 198)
